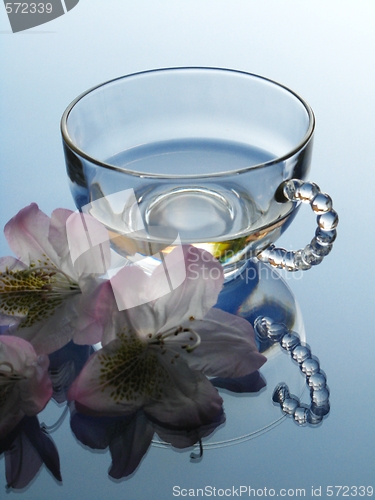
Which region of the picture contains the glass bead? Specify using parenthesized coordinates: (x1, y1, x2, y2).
(311, 387, 330, 405)
(318, 209, 339, 231)
(308, 372, 327, 390)
(293, 250, 312, 270)
(282, 397, 300, 415)
(311, 387, 330, 417)
(283, 179, 303, 201)
(315, 227, 337, 245)
(306, 410, 323, 425)
(293, 405, 309, 425)
(310, 238, 333, 257)
(300, 357, 320, 377)
(298, 182, 320, 202)
(253, 316, 276, 339)
(268, 247, 287, 268)
(311, 401, 330, 417)
(282, 250, 298, 271)
(257, 244, 276, 263)
(281, 332, 300, 351)
(301, 245, 324, 266)
(311, 192, 333, 213)
(267, 323, 289, 342)
(253, 317, 269, 339)
(292, 345, 311, 364)
(272, 383, 290, 404)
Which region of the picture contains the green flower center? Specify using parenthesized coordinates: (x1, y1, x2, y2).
(0, 259, 80, 328)
(98, 332, 170, 404)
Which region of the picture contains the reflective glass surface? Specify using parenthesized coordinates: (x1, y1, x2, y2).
(1, 1, 374, 498)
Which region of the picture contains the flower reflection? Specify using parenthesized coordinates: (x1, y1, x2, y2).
(48, 341, 95, 404)
(211, 370, 266, 394)
(0, 415, 61, 489)
(70, 408, 155, 479)
(70, 404, 225, 479)
(0, 204, 111, 354)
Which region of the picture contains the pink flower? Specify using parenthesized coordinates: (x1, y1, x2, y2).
(0, 203, 111, 354)
(68, 247, 266, 428)
(0, 336, 52, 439)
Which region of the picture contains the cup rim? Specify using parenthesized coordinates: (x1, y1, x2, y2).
(61, 67, 315, 179)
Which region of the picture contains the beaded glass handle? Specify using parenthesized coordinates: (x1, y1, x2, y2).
(257, 179, 338, 271)
(254, 316, 330, 426)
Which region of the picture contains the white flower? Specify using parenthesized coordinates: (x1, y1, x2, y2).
(0, 203, 111, 354)
(68, 246, 266, 428)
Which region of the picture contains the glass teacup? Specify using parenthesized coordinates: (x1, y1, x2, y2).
(61, 68, 338, 277)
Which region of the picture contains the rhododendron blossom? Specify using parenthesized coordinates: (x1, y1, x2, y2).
(0, 204, 111, 354)
(69, 247, 267, 428)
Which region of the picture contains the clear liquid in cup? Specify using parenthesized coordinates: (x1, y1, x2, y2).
(85, 139, 285, 274)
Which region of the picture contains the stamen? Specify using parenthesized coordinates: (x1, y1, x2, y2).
(23, 266, 77, 286)
(184, 328, 201, 353)
(149, 325, 202, 352)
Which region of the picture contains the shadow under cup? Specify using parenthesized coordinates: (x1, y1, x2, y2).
(61, 68, 314, 277)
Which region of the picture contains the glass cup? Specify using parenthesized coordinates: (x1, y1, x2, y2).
(61, 67, 338, 278)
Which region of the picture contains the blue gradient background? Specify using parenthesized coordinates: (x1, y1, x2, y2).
(1, 1, 374, 498)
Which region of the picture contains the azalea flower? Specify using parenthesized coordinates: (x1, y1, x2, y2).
(68, 246, 267, 428)
(0, 335, 52, 439)
(0, 203, 111, 354)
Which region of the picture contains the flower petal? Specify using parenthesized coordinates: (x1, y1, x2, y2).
(72, 277, 112, 346)
(0, 336, 52, 438)
(68, 336, 223, 429)
(149, 246, 224, 333)
(5, 424, 43, 489)
(5, 295, 80, 355)
(211, 370, 266, 393)
(153, 408, 225, 449)
(65, 211, 111, 276)
(47, 208, 76, 277)
(143, 346, 223, 429)
(0, 335, 38, 370)
(167, 308, 267, 378)
(108, 411, 154, 479)
(4, 204, 60, 267)
(0, 256, 28, 272)
(21, 416, 62, 482)
(110, 246, 224, 337)
(67, 338, 144, 416)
